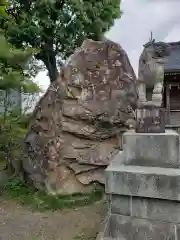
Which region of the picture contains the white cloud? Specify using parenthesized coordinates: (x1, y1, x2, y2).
(35, 0, 180, 90)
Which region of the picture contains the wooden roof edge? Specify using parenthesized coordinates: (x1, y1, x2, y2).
(166, 41, 180, 46)
(165, 69, 180, 74)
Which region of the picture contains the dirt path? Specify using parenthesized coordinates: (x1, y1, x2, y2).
(0, 198, 107, 240)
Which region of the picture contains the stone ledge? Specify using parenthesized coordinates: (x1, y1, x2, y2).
(110, 195, 180, 223)
(123, 130, 180, 168)
(105, 165, 180, 201)
(101, 214, 176, 240)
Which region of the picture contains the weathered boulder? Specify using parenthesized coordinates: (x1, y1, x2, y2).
(23, 39, 138, 195)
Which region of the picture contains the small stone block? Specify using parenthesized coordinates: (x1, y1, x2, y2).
(110, 195, 130, 216)
(123, 130, 180, 168)
(110, 195, 180, 223)
(132, 196, 180, 223)
(102, 214, 176, 240)
(105, 164, 180, 201)
(176, 225, 180, 240)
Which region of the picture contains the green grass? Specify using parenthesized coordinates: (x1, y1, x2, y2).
(0, 178, 103, 211)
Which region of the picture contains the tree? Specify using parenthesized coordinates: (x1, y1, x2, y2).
(0, 31, 40, 95)
(0, 0, 122, 82)
(0, 29, 40, 174)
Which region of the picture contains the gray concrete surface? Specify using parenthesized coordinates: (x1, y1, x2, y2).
(106, 164, 180, 201)
(103, 214, 176, 240)
(110, 195, 180, 223)
(100, 129, 180, 239)
(123, 130, 180, 168)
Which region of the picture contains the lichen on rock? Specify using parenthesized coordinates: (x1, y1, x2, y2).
(23, 39, 138, 195)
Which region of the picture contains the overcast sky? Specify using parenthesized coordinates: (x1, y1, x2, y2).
(35, 0, 180, 92)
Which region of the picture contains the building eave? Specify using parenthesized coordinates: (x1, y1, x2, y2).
(165, 69, 180, 75)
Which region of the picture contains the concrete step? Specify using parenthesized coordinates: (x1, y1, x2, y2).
(123, 130, 180, 168)
(110, 195, 180, 223)
(101, 214, 177, 240)
(105, 164, 180, 201)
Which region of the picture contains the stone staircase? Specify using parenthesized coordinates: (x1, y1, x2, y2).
(100, 129, 180, 239)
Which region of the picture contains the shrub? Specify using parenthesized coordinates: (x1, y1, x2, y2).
(0, 113, 30, 173)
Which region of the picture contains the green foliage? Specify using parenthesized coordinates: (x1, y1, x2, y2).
(0, 0, 122, 81)
(0, 31, 40, 93)
(0, 23, 40, 173)
(0, 113, 29, 172)
(0, 177, 103, 211)
(0, 32, 40, 170)
(0, 0, 9, 17)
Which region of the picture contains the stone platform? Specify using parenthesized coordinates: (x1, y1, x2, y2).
(123, 130, 179, 168)
(100, 130, 180, 240)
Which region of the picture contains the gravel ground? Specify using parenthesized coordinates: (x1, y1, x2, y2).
(0, 198, 107, 240)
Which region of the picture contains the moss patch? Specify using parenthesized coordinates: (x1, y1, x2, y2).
(0, 178, 103, 211)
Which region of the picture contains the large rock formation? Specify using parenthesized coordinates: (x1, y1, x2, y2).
(23, 39, 138, 195)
